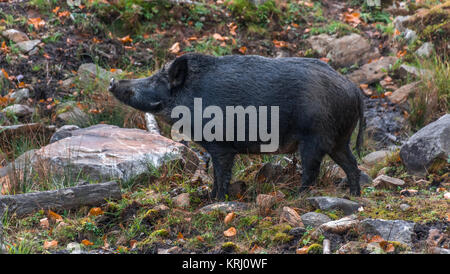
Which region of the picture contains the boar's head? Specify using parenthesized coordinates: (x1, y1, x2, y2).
(108, 56, 189, 115)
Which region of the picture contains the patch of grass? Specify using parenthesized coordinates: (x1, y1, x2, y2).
(309, 21, 358, 37)
(225, 0, 280, 27)
(408, 56, 449, 130)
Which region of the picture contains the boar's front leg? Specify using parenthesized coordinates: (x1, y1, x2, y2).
(208, 148, 236, 200)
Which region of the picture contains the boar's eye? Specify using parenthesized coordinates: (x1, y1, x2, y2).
(168, 56, 188, 89)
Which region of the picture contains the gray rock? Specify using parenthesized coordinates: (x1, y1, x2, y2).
(77, 63, 122, 87)
(16, 39, 41, 53)
(403, 29, 417, 43)
(3, 124, 198, 182)
(173, 193, 190, 208)
(348, 56, 398, 84)
(399, 204, 411, 211)
(307, 196, 360, 215)
(373, 175, 405, 189)
(280, 206, 303, 227)
(393, 15, 411, 32)
(415, 42, 434, 58)
(301, 212, 332, 228)
(49, 125, 80, 143)
(359, 218, 415, 245)
(388, 81, 421, 105)
(288, 227, 307, 237)
(307, 34, 335, 56)
(359, 172, 373, 186)
(198, 201, 249, 214)
(66, 242, 82, 254)
(398, 64, 431, 78)
(326, 33, 380, 68)
(400, 114, 450, 176)
(1, 29, 29, 43)
(55, 101, 89, 126)
(362, 150, 391, 167)
(312, 215, 359, 237)
(10, 88, 30, 103)
(2, 104, 34, 117)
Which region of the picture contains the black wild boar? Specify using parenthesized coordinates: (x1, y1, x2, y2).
(109, 53, 365, 200)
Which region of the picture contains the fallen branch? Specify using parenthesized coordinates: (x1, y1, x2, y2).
(0, 181, 122, 217)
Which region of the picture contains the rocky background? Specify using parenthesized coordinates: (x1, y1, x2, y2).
(0, 0, 448, 254)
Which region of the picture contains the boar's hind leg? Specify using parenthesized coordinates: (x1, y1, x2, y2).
(298, 138, 327, 193)
(329, 145, 361, 196)
(210, 150, 236, 200)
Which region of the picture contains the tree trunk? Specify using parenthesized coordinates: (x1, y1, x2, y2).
(0, 181, 122, 217)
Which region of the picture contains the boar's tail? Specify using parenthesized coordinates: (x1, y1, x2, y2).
(355, 90, 365, 158)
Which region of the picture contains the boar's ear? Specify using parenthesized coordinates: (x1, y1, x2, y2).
(168, 55, 188, 89)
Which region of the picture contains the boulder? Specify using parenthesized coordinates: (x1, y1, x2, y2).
(2, 104, 34, 117)
(415, 42, 434, 58)
(301, 212, 331, 228)
(173, 193, 190, 208)
(359, 219, 415, 245)
(373, 175, 405, 189)
(55, 101, 89, 126)
(400, 114, 450, 176)
(388, 81, 421, 104)
(198, 201, 249, 214)
(326, 33, 380, 68)
(362, 150, 391, 167)
(16, 40, 40, 53)
(10, 88, 30, 103)
(280, 206, 303, 227)
(348, 56, 398, 84)
(397, 64, 430, 78)
(307, 34, 335, 56)
(4, 124, 198, 182)
(312, 215, 359, 237)
(1, 29, 29, 43)
(49, 125, 80, 143)
(307, 196, 360, 215)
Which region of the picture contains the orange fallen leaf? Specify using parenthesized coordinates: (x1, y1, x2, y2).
(238, 46, 247, 54)
(58, 11, 71, 18)
(196, 236, 204, 242)
(368, 235, 384, 243)
(223, 227, 237, 237)
(177, 232, 184, 240)
(224, 212, 236, 225)
(1, 68, 9, 79)
(52, 6, 60, 14)
(81, 239, 94, 246)
(48, 210, 63, 222)
(213, 33, 228, 41)
(43, 240, 58, 249)
(320, 57, 330, 63)
(343, 12, 361, 26)
(88, 207, 104, 216)
(273, 40, 287, 48)
(28, 17, 45, 29)
(118, 35, 133, 44)
(296, 246, 309, 254)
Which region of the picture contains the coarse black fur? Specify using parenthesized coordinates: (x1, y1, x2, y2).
(109, 53, 365, 200)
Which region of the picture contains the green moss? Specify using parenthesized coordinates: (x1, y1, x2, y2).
(222, 241, 239, 252)
(307, 243, 323, 254)
(151, 229, 169, 238)
(272, 232, 293, 244)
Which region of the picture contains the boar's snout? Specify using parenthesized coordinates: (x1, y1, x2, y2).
(109, 78, 118, 92)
